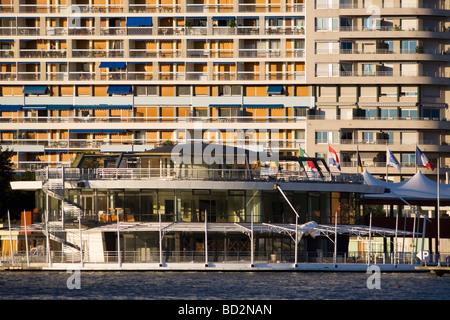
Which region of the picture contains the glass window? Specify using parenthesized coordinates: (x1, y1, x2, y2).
(362, 64, 374, 76)
(401, 153, 415, 167)
(316, 131, 328, 144)
(401, 109, 418, 119)
(401, 40, 417, 54)
(380, 109, 397, 119)
(362, 132, 374, 143)
(423, 108, 440, 119)
(363, 109, 377, 119)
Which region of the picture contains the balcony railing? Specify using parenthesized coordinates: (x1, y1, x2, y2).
(129, 4, 182, 13)
(0, 138, 305, 151)
(67, 27, 95, 36)
(71, 49, 124, 58)
(19, 49, 67, 58)
(316, 71, 450, 78)
(69, 4, 124, 13)
(239, 49, 282, 58)
(19, 4, 67, 13)
(186, 3, 233, 13)
(0, 115, 307, 124)
(17, 72, 40, 81)
(130, 49, 182, 58)
(36, 167, 364, 184)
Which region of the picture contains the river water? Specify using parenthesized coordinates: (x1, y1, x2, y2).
(0, 271, 449, 300)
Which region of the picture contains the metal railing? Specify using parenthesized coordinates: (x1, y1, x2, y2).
(3, 250, 447, 266)
(0, 115, 307, 124)
(35, 167, 363, 184)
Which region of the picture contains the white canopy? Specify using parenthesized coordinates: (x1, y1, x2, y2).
(362, 169, 450, 204)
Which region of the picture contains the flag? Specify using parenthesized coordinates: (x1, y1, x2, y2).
(416, 146, 435, 171)
(387, 147, 401, 170)
(299, 147, 318, 170)
(328, 146, 341, 171)
(357, 152, 363, 173)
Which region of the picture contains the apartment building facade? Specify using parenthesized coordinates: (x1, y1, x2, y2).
(0, 0, 449, 183)
(308, 0, 450, 182)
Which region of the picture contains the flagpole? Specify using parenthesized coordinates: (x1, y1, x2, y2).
(415, 145, 417, 173)
(437, 157, 441, 266)
(356, 145, 359, 174)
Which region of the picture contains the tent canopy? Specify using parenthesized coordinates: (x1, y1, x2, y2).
(362, 169, 450, 205)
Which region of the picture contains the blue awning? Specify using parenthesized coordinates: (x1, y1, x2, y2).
(23, 86, 48, 94)
(99, 62, 126, 68)
(102, 129, 126, 133)
(212, 17, 235, 20)
(243, 104, 284, 109)
(267, 85, 284, 94)
(0, 105, 22, 112)
(107, 85, 132, 95)
(23, 105, 47, 110)
(47, 105, 72, 110)
(126, 17, 153, 27)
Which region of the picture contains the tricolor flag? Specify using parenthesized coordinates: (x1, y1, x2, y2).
(416, 146, 435, 171)
(328, 146, 341, 171)
(299, 147, 319, 170)
(387, 147, 401, 171)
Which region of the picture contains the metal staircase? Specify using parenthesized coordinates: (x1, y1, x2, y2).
(41, 170, 84, 253)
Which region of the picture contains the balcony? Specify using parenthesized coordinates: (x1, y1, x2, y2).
(186, 48, 233, 58)
(265, 71, 305, 81)
(130, 48, 182, 58)
(129, 3, 182, 13)
(238, 3, 282, 13)
(239, 48, 282, 58)
(67, 27, 95, 36)
(71, 49, 124, 58)
(19, 49, 67, 59)
(70, 3, 124, 13)
(68, 72, 96, 81)
(19, 3, 67, 13)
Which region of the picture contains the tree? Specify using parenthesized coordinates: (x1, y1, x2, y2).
(0, 147, 15, 218)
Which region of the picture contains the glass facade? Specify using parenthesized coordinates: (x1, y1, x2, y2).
(37, 189, 360, 225)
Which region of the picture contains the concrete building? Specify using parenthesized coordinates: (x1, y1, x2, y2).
(0, 0, 448, 184)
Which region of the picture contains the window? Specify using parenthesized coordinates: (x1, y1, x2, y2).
(362, 109, 377, 119)
(380, 40, 394, 53)
(380, 108, 397, 119)
(401, 40, 417, 54)
(315, 131, 339, 144)
(362, 64, 374, 76)
(363, 17, 380, 30)
(316, 131, 328, 144)
(294, 108, 307, 117)
(401, 109, 418, 119)
(401, 154, 415, 167)
(423, 109, 440, 120)
(315, 18, 339, 31)
(362, 132, 374, 143)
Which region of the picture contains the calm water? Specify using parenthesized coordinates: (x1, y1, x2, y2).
(0, 271, 449, 301)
